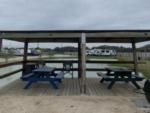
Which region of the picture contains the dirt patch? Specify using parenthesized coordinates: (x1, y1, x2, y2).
(0, 96, 149, 113)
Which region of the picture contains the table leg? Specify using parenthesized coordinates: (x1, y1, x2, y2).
(107, 75, 118, 89)
(71, 71, 73, 79)
(24, 81, 34, 89)
(100, 78, 104, 83)
(131, 80, 141, 89)
(121, 76, 128, 83)
(108, 81, 116, 89)
(57, 79, 62, 83)
(49, 79, 58, 89)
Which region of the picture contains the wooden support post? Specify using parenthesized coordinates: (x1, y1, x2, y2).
(22, 41, 28, 76)
(132, 41, 138, 74)
(78, 40, 81, 79)
(81, 33, 86, 94)
(0, 38, 2, 52)
(78, 39, 82, 93)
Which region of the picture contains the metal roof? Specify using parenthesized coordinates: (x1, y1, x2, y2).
(0, 30, 150, 43)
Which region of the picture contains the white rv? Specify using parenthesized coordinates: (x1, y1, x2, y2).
(101, 49, 116, 56)
(86, 49, 116, 56)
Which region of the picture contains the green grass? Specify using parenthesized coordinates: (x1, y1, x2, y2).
(87, 55, 117, 59)
(48, 53, 54, 58)
(138, 60, 150, 78)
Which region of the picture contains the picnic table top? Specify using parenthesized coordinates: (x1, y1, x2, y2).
(33, 67, 56, 73)
(105, 67, 133, 73)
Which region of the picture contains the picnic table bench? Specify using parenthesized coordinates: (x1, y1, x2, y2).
(21, 67, 64, 89)
(97, 67, 144, 89)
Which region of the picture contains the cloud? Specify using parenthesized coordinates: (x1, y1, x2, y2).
(0, 0, 150, 47)
(0, 0, 150, 30)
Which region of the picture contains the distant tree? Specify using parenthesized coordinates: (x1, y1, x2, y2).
(53, 46, 78, 53)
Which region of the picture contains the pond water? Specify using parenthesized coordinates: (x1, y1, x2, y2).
(0, 60, 111, 88)
(0, 65, 22, 88)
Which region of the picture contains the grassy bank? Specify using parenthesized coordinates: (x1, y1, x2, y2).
(87, 55, 117, 59)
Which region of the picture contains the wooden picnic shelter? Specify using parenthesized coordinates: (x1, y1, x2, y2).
(0, 30, 150, 93)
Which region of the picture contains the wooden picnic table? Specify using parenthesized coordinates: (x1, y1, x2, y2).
(21, 67, 64, 89)
(97, 67, 144, 89)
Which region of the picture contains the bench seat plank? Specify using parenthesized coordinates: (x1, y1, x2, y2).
(21, 73, 34, 81)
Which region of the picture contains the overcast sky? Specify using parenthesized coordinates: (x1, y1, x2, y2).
(0, 0, 150, 48)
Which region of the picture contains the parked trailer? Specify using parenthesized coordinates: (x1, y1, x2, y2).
(86, 49, 116, 56)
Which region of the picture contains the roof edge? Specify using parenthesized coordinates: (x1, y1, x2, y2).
(1, 29, 150, 33)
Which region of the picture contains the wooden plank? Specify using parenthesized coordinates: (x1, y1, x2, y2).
(91, 78, 99, 96)
(93, 78, 102, 96)
(70, 78, 74, 95)
(1, 30, 150, 43)
(69, 78, 73, 95)
(75, 78, 80, 95)
(74, 78, 78, 95)
(0, 78, 143, 96)
(71, 78, 75, 95)
(85, 78, 90, 95)
(22, 41, 28, 75)
(4, 36, 150, 43)
(90, 78, 98, 95)
(87, 78, 94, 95)
(64, 78, 69, 95)
(1, 29, 150, 34)
(0, 38, 2, 51)
(27, 60, 78, 63)
(27, 60, 144, 64)
(72, 78, 79, 95)
(61, 78, 66, 95)
(98, 80, 107, 96)
(66, 78, 70, 96)
(81, 33, 86, 94)
(0, 61, 23, 68)
(78, 40, 81, 78)
(132, 41, 138, 74)
(77, 79, 80, 95)
(0, 68, 23, 79)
